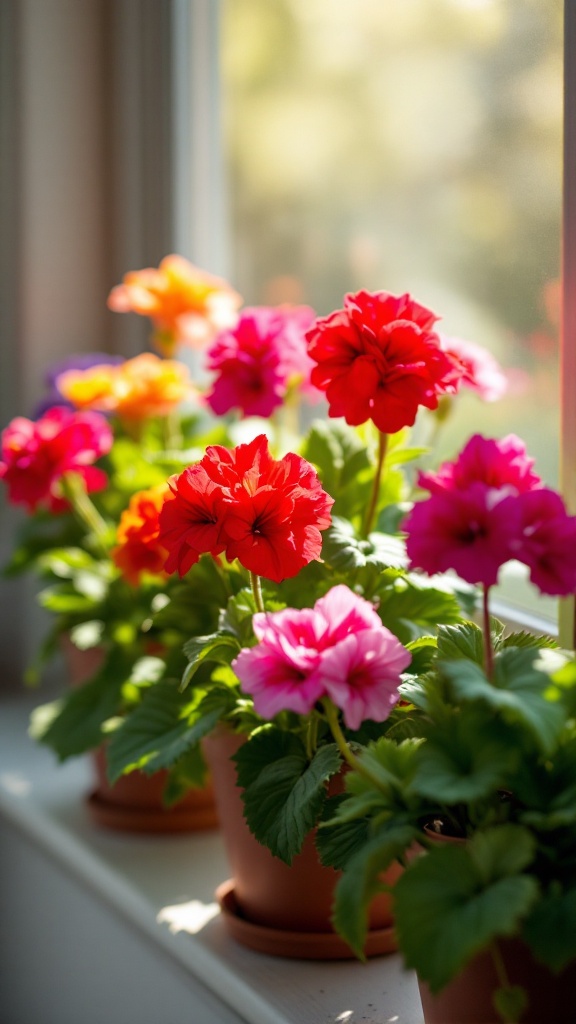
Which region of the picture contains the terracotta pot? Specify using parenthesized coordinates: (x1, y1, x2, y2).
(87, 745, 219, 834)
(417, 825, 576, 1022)
(418, 940, 576, 1024)
(60, 637, 219, 833)
(203, 728, 401, 959)
(60, 634, 106, 688)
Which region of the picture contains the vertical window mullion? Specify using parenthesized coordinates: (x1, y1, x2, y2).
(560, 0, 576, 646)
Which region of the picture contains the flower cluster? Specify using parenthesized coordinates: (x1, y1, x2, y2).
(0, 405, 112, 512)
(158, 433, 334, 582)
(112, 483, 170, 585)
(404, 433, 576, 594)
(305, 290, 460, 434)
(233, 584, 411, 728)
(56, 352, 195, 421)
(107, 254, 242, 354)
(205, 305, 318, 418)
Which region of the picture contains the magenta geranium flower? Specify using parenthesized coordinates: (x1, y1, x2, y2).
(232, 584, 411, 725)
(405, 433, 576, 595)
(418, 434, 542, 497)
(512, 489, 576, 596)
(404, 484, 522, 588)
(0, 406, 113, 512)
(205, 305, 318, 418)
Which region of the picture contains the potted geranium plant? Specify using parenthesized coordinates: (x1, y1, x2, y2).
(104, 287, 502, 955)
(1, 257, 243, 830)
(323, 433, 576, 1021)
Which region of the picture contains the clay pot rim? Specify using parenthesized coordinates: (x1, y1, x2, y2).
(216, 879, 398, 960)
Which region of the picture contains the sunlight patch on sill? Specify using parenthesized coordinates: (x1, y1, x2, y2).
(157, 898, 220, 935)
(0, 772, 32, 797)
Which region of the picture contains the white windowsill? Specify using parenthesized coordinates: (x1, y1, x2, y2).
(0, 695, 423, 1024)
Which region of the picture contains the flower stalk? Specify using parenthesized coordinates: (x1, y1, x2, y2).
(250, 571, 265, 614)
(363, 430, 388, 537)
(60, 472, 110, 557)
(322, 698, 384, 789)
(482, 584, 494, 680)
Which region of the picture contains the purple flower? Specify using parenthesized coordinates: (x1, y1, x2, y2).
(34, 353, 124, 418)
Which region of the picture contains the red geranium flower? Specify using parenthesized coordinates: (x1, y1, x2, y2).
(306, 290, 457, 434)
(158, 434, 334, 583)
(0, 406, 112, 512)
(158, 465, 228, 577)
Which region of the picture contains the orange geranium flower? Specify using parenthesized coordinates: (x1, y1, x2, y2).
(107, 254, 242, 354)
(112, 483, 171, 585)
(57, 353, 194, 421)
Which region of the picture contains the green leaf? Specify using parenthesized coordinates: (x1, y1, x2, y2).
(38, 584, 99, 615)
(393, 830, 540, 991)
(436, 621, 485, 665)
(106, 681, 226, 781)
(29, 668, 124, 760)
(164, 745, 208, 805)
(377, 574, 464, 642)
(316, 794, 372, 870)
(500, 631, 559, 652)
(412, 715, 518, 804)
(181, 632, 241, 689)
(302, 420, 371, 505)
(442, 649, 565, 753)
(493, 986, 528, 1023)
(468, 824, 536, 881)
(236, 731, 342, 864)
(69, 620, 105, 650)
(323, 517, 407, 573)
(332, 823, 418, 957)
(523, 886, 576, 971)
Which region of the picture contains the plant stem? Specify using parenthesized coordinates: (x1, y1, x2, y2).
(60, 472, 110, 556)
(363, 430, 388, 537)
(306, 713, 319, 761)
(322, 698, 383, 787)
(250, 572, 265, 614)
(163, 409, 182, 451)
(483, 584, 494, 680)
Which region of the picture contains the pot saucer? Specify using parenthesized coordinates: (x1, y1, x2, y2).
(216, 879, 397, 960)
(86, 790, 220, 834)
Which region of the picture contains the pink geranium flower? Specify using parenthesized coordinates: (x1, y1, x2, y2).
(319, 628, 411, 730)
(232, 584, 411, 725)
(205, 305, 318, 418)
(0, 406, 113, 512)
(439, 335, 508, 402)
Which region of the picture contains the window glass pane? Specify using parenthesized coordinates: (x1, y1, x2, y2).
(221, 0, 563, 620)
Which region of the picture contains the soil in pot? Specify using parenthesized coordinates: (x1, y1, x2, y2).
(203, 728, 401, 959)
